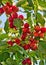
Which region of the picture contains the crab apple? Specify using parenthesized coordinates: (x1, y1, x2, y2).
(32, 44, 38, 50)
(12, 6, 19, 12)
(26, 58, 32, 65)
(30, 43, 38, 50)
(22, 28, 29, 33)
(0, 8, 4, 14)
(22, 58, 32, 65)
(9, 22, 14, 28)
(18, 15, 24, 20)
(40, 27, 46, 33)
(24, 23, 29, 28)
(7, 40, 14, 46)
(23, 44, 30, 50)
(21, 33, 27, 40)
(14, 38, 20, 45)
(6, 2, 11, 7)
(39, 32, 44, 38)
(30, 38, 37, 43)
(22, 59, 26, 65)
(33, 32, 39, 37)
(11, 12, 18, 19)
(34, 25, 40, 32)
(8, 16, 13, 22)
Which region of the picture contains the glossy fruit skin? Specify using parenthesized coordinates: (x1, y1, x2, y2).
(21, 33, 27, 40)
(19, 15, 24, 20)
(22, 28, 29, 33)
(22, 58, 32, 65)
(14, 38, 20, 45)
(0, 8, 4, 14)
(29, 43, 38, 50)
(24, 23, 29, 28)
(39, 32, 44, 38)
(6, 2, 11, 7)
(7, 40, 13, 46)
(9, 22, 14, 28)
(34, 25, 40, 32)
(12, 12, 18, 19)
(8, 16, 13, 22)
(23, 44, 30, 50)
(40, 27, 46, 33)
(12, 6, 19, 12)
(33, 32, 39, 37)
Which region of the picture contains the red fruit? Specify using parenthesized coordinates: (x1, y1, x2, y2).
(0, 8, 4, 14)
(24, 23, 29, 28)
(21, 33, 27, 40)
(22, 60, 26, 65)
(34, 25, 40, 32)
(23, 44, 30, 50)
(9, 22, 14, 28)
(6, 2, 11, 7)
(12, 6, 19, 12)
(30, 43, 38, 50)
(33, 32, 39, 37)
(22, 58, 32, 65)
(26, 58, 31, 64)
(30, 38, 37, 43)
(14, 38, 20, 45)
(7, 40, 14, 46)
(40, 27, 46, 33)
(39, 32, 44, 38)
(19, 15, 24, 20)
(8, 16, 13, 22)
(22, 28, 29, 33)
(12, 12, 18, 19)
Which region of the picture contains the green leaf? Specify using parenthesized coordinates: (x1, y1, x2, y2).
(39, 60, 44, 65)
(0, 52, 9, 62)
(39, 40, 46, 50)
(14, 18, 23, 29)
(37, 13, 45, 26)
(6, 58, 17, 65)
(27, 0, 34, 7)
(19, 28, 22, 35)
(16, 0, 26, 7)
(0, 34, 8, 41)
(38, 0, 46, 8)
(0, 41, 8, 52)
(2, 0, 12, 4)
(4, 20, 9, 33)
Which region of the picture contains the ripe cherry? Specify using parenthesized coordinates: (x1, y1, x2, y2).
(40, 27, 46, 33)
(33, 32, 39, 37)
(39, 32, 44, 38)
(23, 44, 30, 50)
(9, 22, 14, 28)
(34, 25, 40, 32)
(12, 6, 19, 12)
(0, 8, 4, 14)
(18, 15, 24, 20)
(24, 23, 29, 28)
(12, 12, 18, 19)
(14, 38, 20, 45)
(8, 16, 13, 22)
(7, 40, 14, 46)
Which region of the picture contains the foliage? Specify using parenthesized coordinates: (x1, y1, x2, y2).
(0, 0, 46, 65)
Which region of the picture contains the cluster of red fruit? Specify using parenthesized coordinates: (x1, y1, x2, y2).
(34, 25, 46, 38)
(22, 58, 32, 65)
(7, 25, 46, 50)
(1, 2, 46, 51)
(0, 2, 24, 29)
